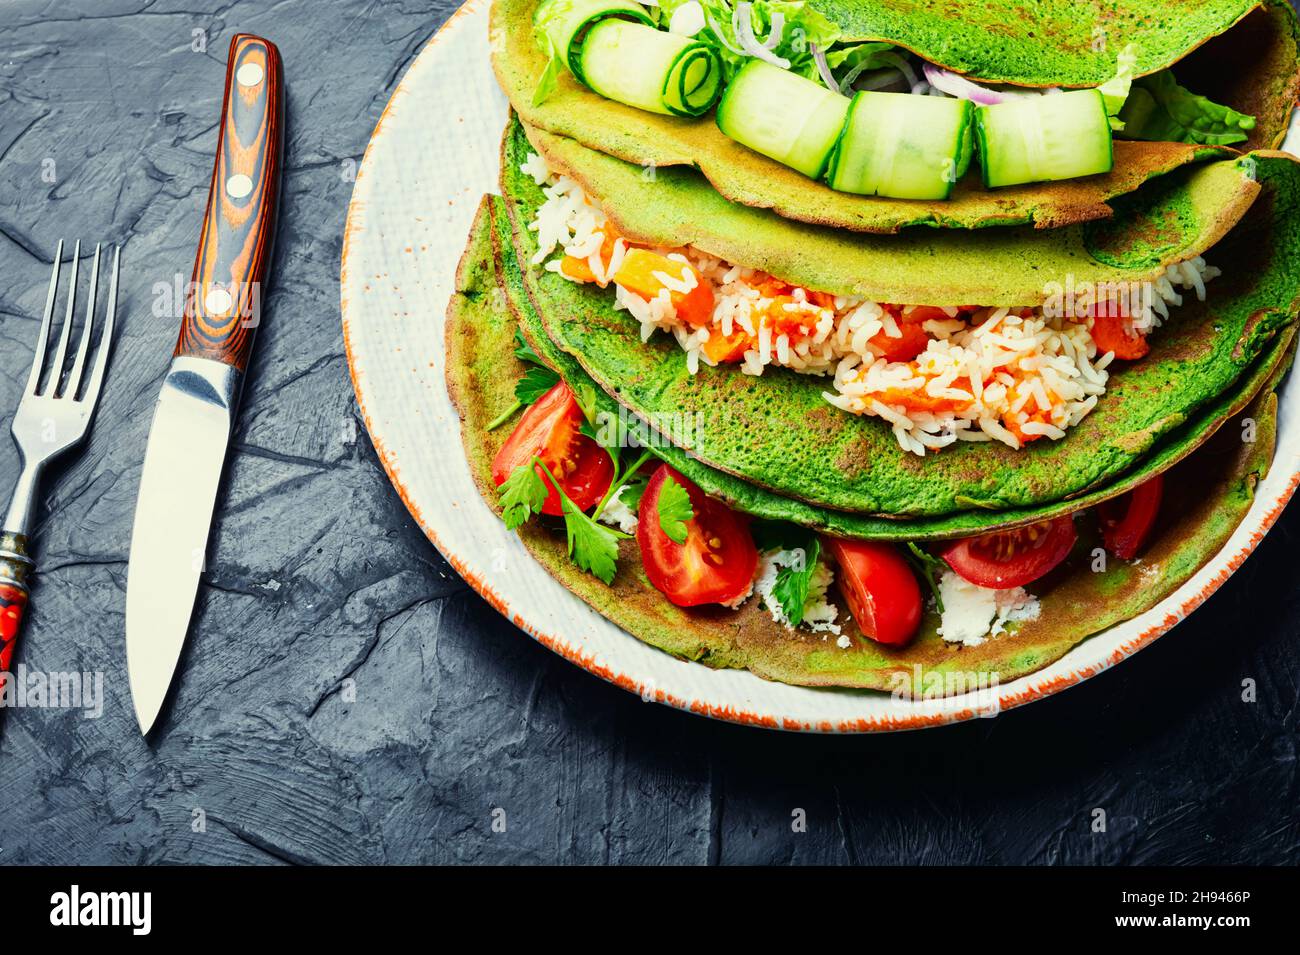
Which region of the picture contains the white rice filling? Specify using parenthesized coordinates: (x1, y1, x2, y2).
(524, 153, 1219, 457)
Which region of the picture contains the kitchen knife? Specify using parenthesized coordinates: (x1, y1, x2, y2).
(126, 34, 283, 735)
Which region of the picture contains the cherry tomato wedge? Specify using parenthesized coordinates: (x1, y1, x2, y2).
(636, 465, 757, 607)
(491, 382, 614, 516)
(1098, 475, 1164, 560)
(940, 516, 1077, 589)
(824, 539, 923, 647)
(1091, 314, 1149, 360)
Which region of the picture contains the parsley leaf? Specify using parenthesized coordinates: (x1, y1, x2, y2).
(906, 542, 946, 613)
(579, 410, 624, 459)
(616, 475, 649, 514)
(485, 399, 522, 432)
(572, 382, 599, 428)
(770, 537, 821, 627)
(592, 449, 655, 522)
(560, 491, 624, 584)
(497, 462, 548, 531)
(513, 327, 545, 366)
(656, 475, 694, 544)
(524, 457, 627, 585)
(514, 365, 560, 406)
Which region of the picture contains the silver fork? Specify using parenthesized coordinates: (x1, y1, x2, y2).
(0, 240, 120, 682)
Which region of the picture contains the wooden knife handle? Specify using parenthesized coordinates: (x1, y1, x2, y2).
(175, 34, 284, 371)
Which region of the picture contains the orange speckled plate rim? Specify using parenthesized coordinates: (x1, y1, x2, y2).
(340, 0, 1300, 733)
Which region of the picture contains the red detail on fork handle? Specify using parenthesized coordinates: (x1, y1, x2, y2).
(0, 583, 28, 691)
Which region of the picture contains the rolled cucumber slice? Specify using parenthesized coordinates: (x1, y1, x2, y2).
(827, 92, 974, 200)
(534, 0, 654, 84)
(579, 19, 723, 117)
(975, 89, 1114, 188)
(716, 60, 850, 179)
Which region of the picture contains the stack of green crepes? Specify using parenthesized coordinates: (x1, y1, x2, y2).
(443, 0, 1300, 692)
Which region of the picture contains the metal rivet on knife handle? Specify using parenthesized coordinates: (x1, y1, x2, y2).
(175, 34, 284, 371)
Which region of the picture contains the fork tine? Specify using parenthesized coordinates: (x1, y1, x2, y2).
(47, 239, 81, 396)
(24, 239, 63, 396)
(64, 243, 101, 400)
(81, 245, 119, 409)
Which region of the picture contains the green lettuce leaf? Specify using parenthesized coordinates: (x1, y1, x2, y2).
(660, 0, 844, 86)
(532, 50, 562, 107)
(1117, 70, 1255, 146)
(1097, 42, 1138, 130)
(825, 40, 897, 76)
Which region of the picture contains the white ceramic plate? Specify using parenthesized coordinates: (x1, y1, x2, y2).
(340, 0, 1300, 731)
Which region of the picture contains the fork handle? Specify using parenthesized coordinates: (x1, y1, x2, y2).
(174, 34, 284, 373)
(0, 533, 31, 689)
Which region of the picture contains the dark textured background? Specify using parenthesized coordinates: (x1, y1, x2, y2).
(0, 0, 1296, 866)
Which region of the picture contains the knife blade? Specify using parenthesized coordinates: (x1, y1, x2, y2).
(126, 34, 283, 735)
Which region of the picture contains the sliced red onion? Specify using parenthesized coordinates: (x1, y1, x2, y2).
(668, 0, 705, 36)
(810, 43, 841, 94)
(921, 62, 1006, 103)
(703, 8, 745, 54)
(734, 1, 790, 68)
(840, 55, 895, 90)
(761, 11, 785, 50)
(878, 52, 918, 91)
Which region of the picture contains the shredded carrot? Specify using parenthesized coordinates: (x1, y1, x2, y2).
(613, 248, 714, 327)
(559, 255, 598, 283)
(868, 322, 932, 363)
(1090, 315, 1149, 360)
(1005, 416, 1048, 445)
(753, 295, 819, 337)
(751, 273, 792, 297)
(873, 387, 972, 415)
(899, 305, 954, 324)
(558, 225, 630, 288)
(702, 329, 751, 363)
(1002, 383, 1060, 444)
(751, 273, 836, 311)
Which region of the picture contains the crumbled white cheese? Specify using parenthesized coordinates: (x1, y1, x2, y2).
(802, 561, 842, 636)
(597, 486, 639, 534)
(723, 580, 755, 610)
(754, 548, 842, 637)
(936, 570, 1040, 647)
